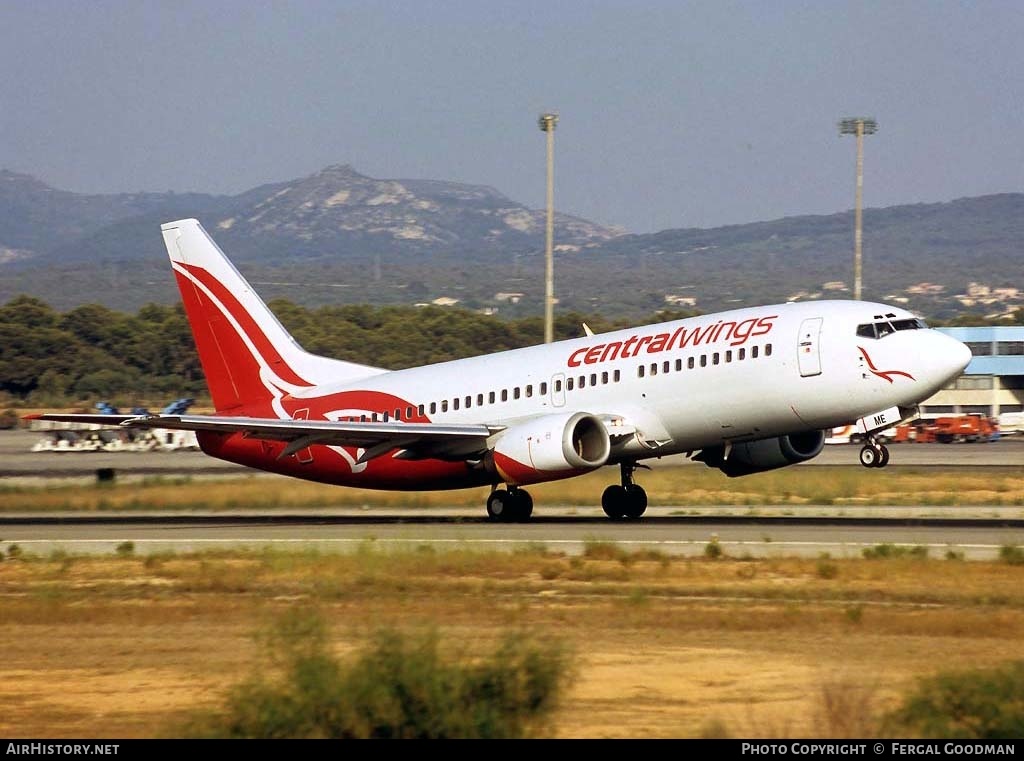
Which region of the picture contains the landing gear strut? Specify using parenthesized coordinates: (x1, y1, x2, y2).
(602, 462, 648, 519)
(858, 435, 890, 469)
(486, 486, 533, 522)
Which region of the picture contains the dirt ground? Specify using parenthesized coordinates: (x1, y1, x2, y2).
(1, 550, 1022, 738)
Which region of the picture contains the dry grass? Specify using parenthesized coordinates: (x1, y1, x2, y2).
(1, 546, 1024, 737)
(3, 465, 1024, 511)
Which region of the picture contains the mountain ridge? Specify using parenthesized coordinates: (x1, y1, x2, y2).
(1, 166, 1020, 319)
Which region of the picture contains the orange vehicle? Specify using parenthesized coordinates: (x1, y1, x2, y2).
(896, 414, 999, 444)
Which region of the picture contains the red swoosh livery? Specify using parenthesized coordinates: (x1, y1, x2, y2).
(858, 347, 915, 384)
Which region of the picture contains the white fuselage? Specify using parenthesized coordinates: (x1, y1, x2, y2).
(290, 299, 970, 462)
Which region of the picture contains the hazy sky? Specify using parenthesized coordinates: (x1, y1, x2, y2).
(2, 1, 1022, 232)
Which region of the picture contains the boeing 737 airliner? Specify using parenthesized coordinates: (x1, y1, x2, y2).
(34, 219, 972, 521)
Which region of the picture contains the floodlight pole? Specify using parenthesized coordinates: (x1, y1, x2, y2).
(539, 113, 558, 343)
(839, 117, 877, 301)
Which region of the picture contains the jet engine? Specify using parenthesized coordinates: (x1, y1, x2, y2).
(696, 430, 826, 478)
(486, 411, 611, 485)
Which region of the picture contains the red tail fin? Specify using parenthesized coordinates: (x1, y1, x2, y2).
(160, 219, 386, 414)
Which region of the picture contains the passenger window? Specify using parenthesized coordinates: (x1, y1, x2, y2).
(361, 414, 367, 422)
(638, 365, 646, 378)
(725, 350, 732, 363)
(578, 375, 585, 388)
(700, 355, 707, 368)
(554, 380, 562, 393)
(567, 377, 575, 390)
(688, 357, 695, 369)
(601, 371, 609, 384)
(442, 400, 449, 412)
(675, 359, 682, 371)
(501, 389, 508, 402)
(418, 404, 425, 416)
(662, 361, 670, 374)
(395, 408, 402, 420)
(540, 382, 548, 395)
(526, 385, 533, 398)
(429, 402, 437, 414)
(514, 387, 521, 400)
(372, 413, 379, 422)
(383, 412, 390, 422)
(590, 373, 597, 386)
(406, 406, 413, 419)
(765, 343, 773, 357)
(477, 394, 484, 406)
(752, 346, 759, 359)
(489, 391, 496, 404)
(650, 363, 658, 376)
(613, 370, 621, 382)
(738, 348, 745, 361)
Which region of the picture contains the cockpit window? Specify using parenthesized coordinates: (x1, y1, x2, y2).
(856, 318, 928, 339)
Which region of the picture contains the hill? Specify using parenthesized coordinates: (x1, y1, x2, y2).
(1, 166, 1021, 319)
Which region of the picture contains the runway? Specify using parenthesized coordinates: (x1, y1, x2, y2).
(3, 509, 1023, 560)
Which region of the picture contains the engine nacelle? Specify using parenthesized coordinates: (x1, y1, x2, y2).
(486, 411, 611, 486)
(698, 430, 826, 478)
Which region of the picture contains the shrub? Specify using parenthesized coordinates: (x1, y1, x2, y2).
(862, 543, 928, 560)
(998, 545, 1024, 566)
(816, 554, 839, 579)
(183, 611, 572, 739)
(115, 541, 135, 558)
(704, 537, 723, 560)
(582, 540, 628, 563)
(886, 661, 1024, 738)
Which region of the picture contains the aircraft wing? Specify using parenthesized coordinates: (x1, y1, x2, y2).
(28, 413, 499, 464)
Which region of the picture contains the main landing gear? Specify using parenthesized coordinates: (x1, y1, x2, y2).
(858, 436, 890, 469)
(486, 486, 533, 522)
(601, 462, 648, 519)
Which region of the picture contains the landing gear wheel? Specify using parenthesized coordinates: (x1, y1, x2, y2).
(874, 444, 890, 468)
(487, 488, 533, 522)
(622, 485, 648, 518)
(514, 489, 534, 521)
(859, 445, 878, 468)
(602, 484, 627, 519)
(602, 463, 650, 520)
(487, 489, 512, 521)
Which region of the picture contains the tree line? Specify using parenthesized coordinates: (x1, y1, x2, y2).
(0, 295, 690, 406)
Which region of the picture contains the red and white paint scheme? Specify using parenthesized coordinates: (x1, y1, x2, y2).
(34, 219, 972, 520)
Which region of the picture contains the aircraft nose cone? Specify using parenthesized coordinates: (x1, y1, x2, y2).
(940, 335, 972, 380)
(952, 338, 972, 373)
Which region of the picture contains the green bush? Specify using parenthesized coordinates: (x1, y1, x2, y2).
(184, 610, 572, 739)
(115, 541, 135, 558)
(704, 537, 723, 560)
(886, 661, 1024, 738)
(816, 553, 839, 579)
(862, 543, 928, 560)
(998, 545, 1024, 566)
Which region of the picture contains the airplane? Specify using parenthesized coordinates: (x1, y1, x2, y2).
(31, 218, 972, 521)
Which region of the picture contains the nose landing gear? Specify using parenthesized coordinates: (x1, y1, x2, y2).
(859, 437, 890, 468)
(602, 462, 648, 519)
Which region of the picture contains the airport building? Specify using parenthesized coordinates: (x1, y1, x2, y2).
(925, 326, 1024, 416)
